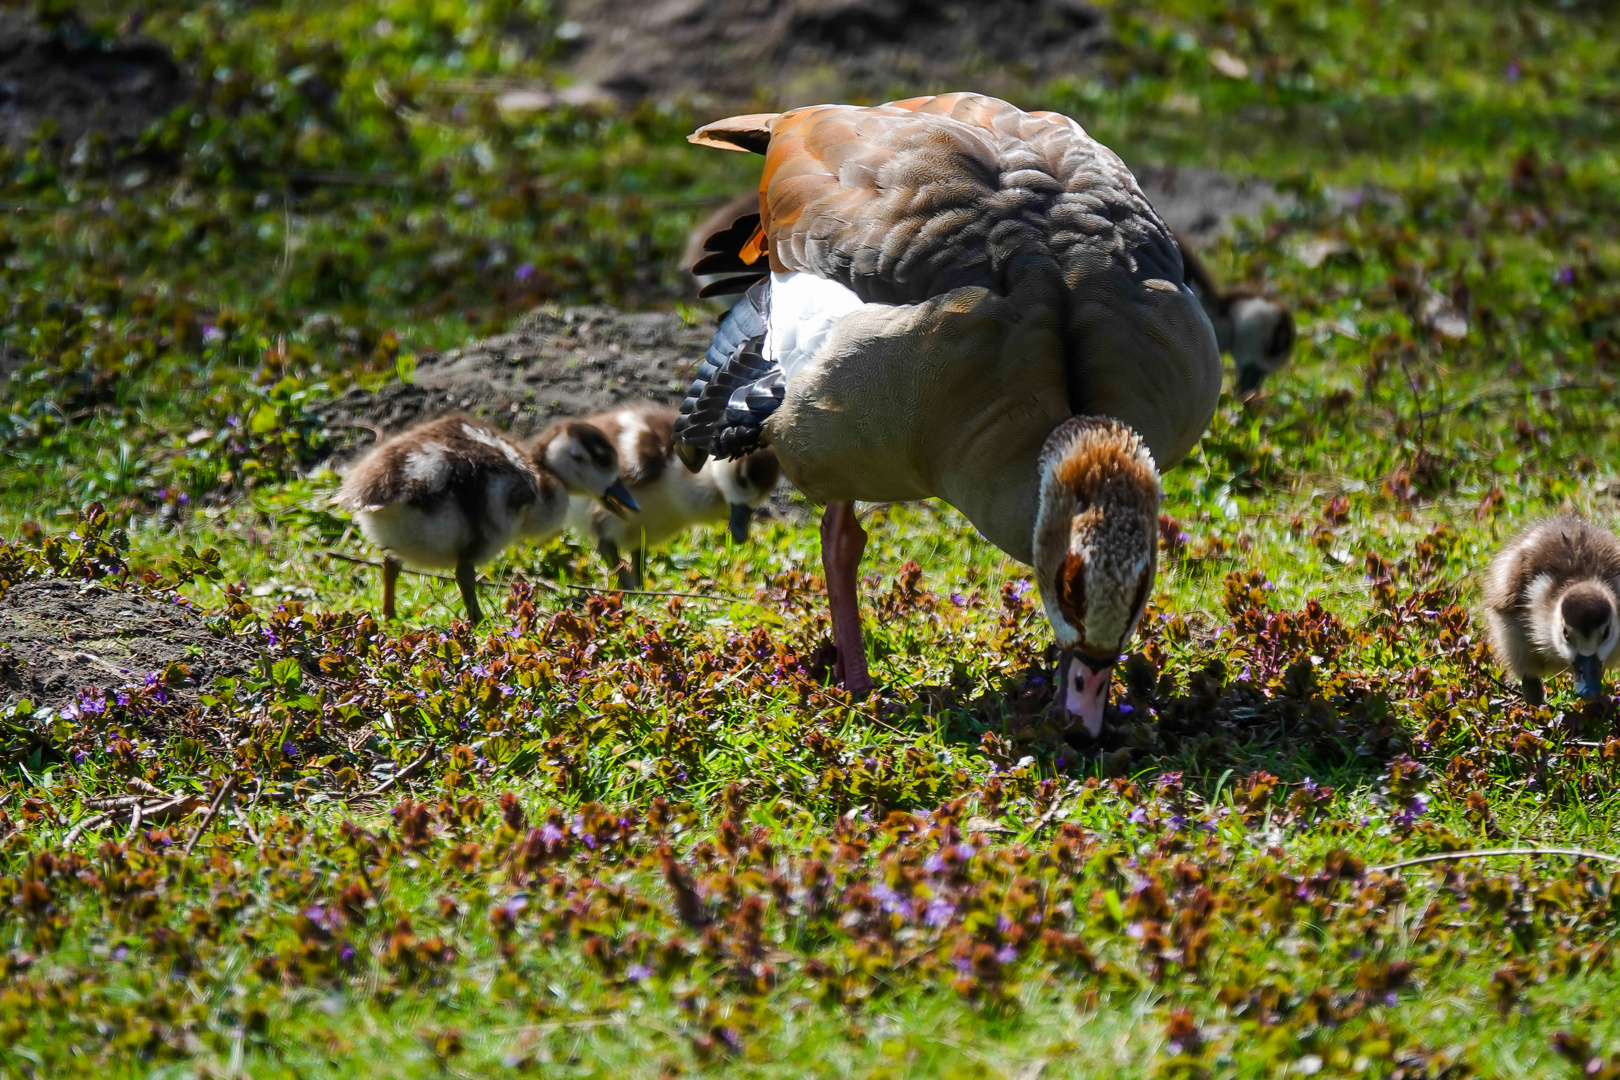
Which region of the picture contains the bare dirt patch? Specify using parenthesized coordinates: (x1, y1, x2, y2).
(318, 305, 711, 447)
(556, 0, 1108, 107)
(0, 580, 257, 715)
(1132, 165, 1292, 243)
(0, 12, 187, 153)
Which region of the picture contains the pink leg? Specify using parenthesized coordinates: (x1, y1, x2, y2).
(820, 501, 872, 697)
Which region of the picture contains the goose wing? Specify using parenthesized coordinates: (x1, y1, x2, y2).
(689, 93, 1183, 305)
(677, 94, 1214, 469)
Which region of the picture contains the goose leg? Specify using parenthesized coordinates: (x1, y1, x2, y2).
(1522, 676, 1544, 707)
(455, 557, 483, 626)
(381, 555, 401, 620)
(629, 545, 646, 591)
(821, 501, 872, 696)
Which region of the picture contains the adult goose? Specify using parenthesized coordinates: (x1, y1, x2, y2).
(673, 93, 1221, 733)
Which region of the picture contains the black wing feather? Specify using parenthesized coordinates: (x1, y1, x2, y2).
(674, 279, 781, 463)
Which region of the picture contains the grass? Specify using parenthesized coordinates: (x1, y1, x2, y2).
(4, 0, 1620, 1076)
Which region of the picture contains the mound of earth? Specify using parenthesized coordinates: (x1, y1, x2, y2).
(556, 0, 1107, 107)
(0, 12, 187, 152)
(1132, 165, 1291, 243)
(0, 580, 257, 715)
(318, 305, 712, 448)
(322, 157, 1288, 444)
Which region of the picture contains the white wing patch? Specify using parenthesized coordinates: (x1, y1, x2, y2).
(614, 409, 653, 483)
(765, 271, 866, 382)
(404, 442, 450, 485)
(461, 422, 528, 469)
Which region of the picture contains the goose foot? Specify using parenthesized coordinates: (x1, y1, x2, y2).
(381, 555, 401, 620)
(821, 501, 872, 697)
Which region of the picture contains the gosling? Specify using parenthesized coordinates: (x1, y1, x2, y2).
(334, 414, 637, 624)
(1484, 516, 1620, 705)
(566, 402, 781, 588)
(1179, 241, 1296, 394)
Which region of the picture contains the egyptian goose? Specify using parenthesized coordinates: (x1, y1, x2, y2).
(566, 402, 781, 588)
(1178, 242, 1295, 393)
(334, 415, 637, 624)
(690, 192, 1294, 394)
(672, 93, 1220, 733)
(1484, 516, 1620, 704)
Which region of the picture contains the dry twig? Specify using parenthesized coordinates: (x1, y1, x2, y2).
(1369, 846, 1620, 874)
(183, 778, 236, 858)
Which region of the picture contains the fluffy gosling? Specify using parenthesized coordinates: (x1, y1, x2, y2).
(1484, 516, 1620, 704)
(1179, 241, 1296, 394)
(567, 402, 780, 588)
(334, 414, 637, 624)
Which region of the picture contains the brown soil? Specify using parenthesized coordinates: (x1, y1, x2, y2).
(0, 12, 187, 152)
(0, 580, 258, 716)
(1131, 165, 1291, 243)
(556, 0, 1108, 107)
(317, 305, 713, 447)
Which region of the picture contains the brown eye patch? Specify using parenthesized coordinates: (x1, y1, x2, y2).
(1056, 552, 1086, 629)
(1562, 587, 1614, 635)
(570, 425, 617, 470)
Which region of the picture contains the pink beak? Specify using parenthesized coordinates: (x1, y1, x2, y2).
(1062, 652, 1114, 738)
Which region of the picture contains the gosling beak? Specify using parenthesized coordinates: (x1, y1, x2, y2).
(1062, 651, 1116, 739)
(1237, 364, 1266, 395)
(600, 479, 639, 518)
(728, 502, 752, 544)
(1572, 654, 1606, 701)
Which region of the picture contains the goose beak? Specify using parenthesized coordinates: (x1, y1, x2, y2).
(601, 480, 639, 518)
(728, 502, 752, 543)
(1062, 651, 1115, 738)
(1572, 654, 1605, 701)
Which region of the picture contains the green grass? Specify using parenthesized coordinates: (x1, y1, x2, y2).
(5, 0, 1620, 1076)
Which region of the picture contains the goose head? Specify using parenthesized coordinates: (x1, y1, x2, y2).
(533, 420, 639, 517)
(710, 448, 781, 542)
(1032, 417, 1161, 738)
(1545, 580, 1619, 700)
(1228, 295, 1296, 394)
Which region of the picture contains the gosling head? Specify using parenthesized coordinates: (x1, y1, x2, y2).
(1032, 417, 1161, 738)
(1549, 581, 1619, 700)
(533, 420, 639, 517)
(710, 447, 781, 542)
(1229, 295, 1296, 395)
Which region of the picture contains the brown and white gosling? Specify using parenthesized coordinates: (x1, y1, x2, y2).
(1484, 516, 1620, 705)
(1178, 241, 1296, 394)
(333, 414, 637, 625)
(566, 403, 781, 588)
